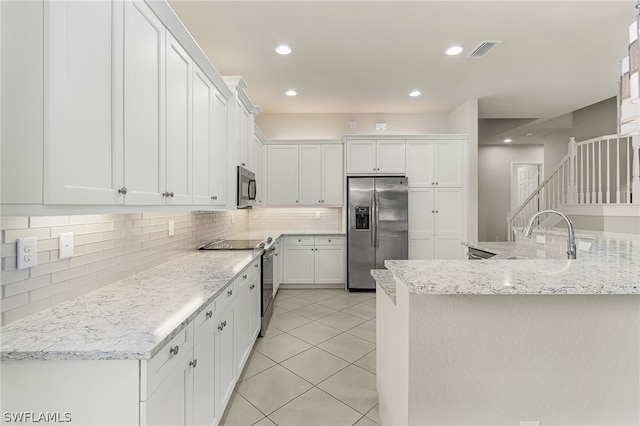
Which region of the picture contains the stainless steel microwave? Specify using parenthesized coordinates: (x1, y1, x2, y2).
(237, 166, 256, 208)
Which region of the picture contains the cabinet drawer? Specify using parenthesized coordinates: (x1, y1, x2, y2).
(194, 299, 216, 339)
(146, 322, 193, 397)
(284, 236, 315, 246)
(315, 236, 345, 246)
(217, 280, 237, 312)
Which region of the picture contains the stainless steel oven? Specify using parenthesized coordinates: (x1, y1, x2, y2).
(237, 166, 256, 209)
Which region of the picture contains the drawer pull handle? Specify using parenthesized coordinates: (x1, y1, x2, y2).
(255, 263, 259, 268)
(218, 323, 223, 331)
(227, 289, 233, 296)
(205, 310, 213, 319)
(250, 284, 255, 290)
(169, 345, 179, 356)
(118, 187, 128, 195)
(243, 274, 247, 279)
(190, 359, 198, 368)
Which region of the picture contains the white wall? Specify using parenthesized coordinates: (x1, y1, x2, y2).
(478, 145, 544, 242)
(255, 113, 450, 140)
(448, 100, 479, 243)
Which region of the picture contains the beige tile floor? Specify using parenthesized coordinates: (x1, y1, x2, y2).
(220, 288, 380, 426)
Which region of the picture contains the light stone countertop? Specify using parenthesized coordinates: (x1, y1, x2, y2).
(1, 250, 261, 361)
(386, 230, 640, 296)
(371, 269, 396, 304)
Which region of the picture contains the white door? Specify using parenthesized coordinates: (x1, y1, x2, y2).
(145, 350, 193, 426)
(376, 140, 406, 174)
(193, 310, 217, 426)
(315, 246, 345, 284)
(298, 145, 322, 205)
(408, 188, 435, 236)
(123, 0, 165, 205)
(238, 101, 250, 168)
(217, 302, 235, 411)
(165, 33, 192, 205)
(434, 188, 464, 235)
(321, 145, 344, 205)
(435, 236, 464, 260)
(45, 0, 123, 204)
(283, 246, 315, 284)
(234, 276, 251, 372)
(513, 164, 540, 212)
(267, 145, 299, 205)
(409, 237, 435, 260)
(406, 141, 434, 187)
(210, 90, 228, 206)
(192, 65, 214, 205)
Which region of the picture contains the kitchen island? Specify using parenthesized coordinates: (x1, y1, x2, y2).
(375, 229, 640, 426)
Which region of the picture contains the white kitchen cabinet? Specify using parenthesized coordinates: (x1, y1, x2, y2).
(224, 77, 258, 174)
(44, 0, 124, 205)
(346, 139, 405, 175)
(248, 259, 262, 340)
(164, 32, 193, 205)
(253, 136, 265, 206)
(122, 0, 165, 205)
(235, 271, 252, 373)
(193, 301, 218, 426)
(216, 292, 236, 411)
(298, 145, 343, 206)
(406, 140, 465, 187)
(273, 237, 283, 295)
(267, 145, 299, 205)
(211, 89, 229, 206)
(283, 236, 346, 286)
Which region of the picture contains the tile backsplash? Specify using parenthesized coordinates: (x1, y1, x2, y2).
(248, 207, 342, 232)
(0, 210, 249, 326)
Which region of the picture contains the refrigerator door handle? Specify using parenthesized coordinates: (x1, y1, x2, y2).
(374, 192, 380, 248)
(370, 196, 375, 248)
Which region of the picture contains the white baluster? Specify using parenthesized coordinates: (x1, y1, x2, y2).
(616, 137, 621, 203)
(627, 137, 632, 203)
(632, 135, 640, 204)
(591, 141, 596, 204)
(606, 137, 611, 204)
(597, 139, 602, 204)
(567, 137, 577, 204)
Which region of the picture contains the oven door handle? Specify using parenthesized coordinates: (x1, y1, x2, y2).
(263, 247, 277, 259)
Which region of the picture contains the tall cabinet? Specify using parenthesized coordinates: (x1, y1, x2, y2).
(406, 138, 467, 260)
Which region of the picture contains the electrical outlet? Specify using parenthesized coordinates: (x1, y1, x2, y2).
(17, 237, 38, 270)
(315, 212, 321, 219)
(59, 232, 74, 259)
(168, 220, 175, 237)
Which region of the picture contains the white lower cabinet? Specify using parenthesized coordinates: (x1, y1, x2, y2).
(193, 302, 218, 426)
(235, 258, 260, 375)
(283, 236, 346, 285)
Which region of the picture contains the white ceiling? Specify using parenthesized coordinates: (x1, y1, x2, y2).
(169, 0, 636, 122)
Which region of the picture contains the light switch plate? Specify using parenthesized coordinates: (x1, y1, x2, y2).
(17, 237, 38, 269)
(59, 232, 74, 259)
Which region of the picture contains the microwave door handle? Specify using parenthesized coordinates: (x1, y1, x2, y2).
(249, 179, 257, 200)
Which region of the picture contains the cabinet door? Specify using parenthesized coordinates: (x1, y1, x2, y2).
(321, 145, 344, 205)
(408, 188, 435, 236)
(192, 65, 214, 206)
(435, 236, 464, 260)
(435, 141, 465, 187)
(299, 145, 322, 205)
(210, 89, 228, 206)
(249, 268, 262, 340)
(193, 311, 217, 426)
(235, 274, 251, 373)
(217, 302, 235, 411)
(406, 141, 434, 187)
(408, 237, 435, 260)
(376, 140, 406, 174)
(123, 0, 165, 205)
(165, 33, 192, 205)
(238, 101, 250, 169)
(273, 238, 282, 295)
(267, 145, 299, 205)
(435, 188, 464, 235)
(283, 246, 315, 284)
(346, 140, 376, 174)
(253, 138, 265, 205)
(315, 246, 345, 284)
(145, 349, 194, 426)
(45, 0, 123, 204)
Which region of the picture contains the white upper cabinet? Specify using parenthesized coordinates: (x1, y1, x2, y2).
(406, 140, 465, 187)
(321, 145, 344, 205)
(298, 145, 322, 205)
(122, 0, 165, 205)
(44, 0, 123, 204)
(165, 32, 193, 204)
(211, 90, 229, 206)
(224, 77, 259, 172)
(253, 136, 265, 206)
(346, 139, 405, 174)
(267, 145, 299, 205)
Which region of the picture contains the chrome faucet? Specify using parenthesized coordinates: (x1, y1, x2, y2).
(523, 210, 577, 259)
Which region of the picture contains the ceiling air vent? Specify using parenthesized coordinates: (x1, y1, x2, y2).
(466, 40, 501, 59)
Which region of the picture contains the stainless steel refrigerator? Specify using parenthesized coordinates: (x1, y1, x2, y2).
(347, 176, 408, 290)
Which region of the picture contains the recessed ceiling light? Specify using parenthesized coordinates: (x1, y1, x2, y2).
(503, 138, 513, 143)
(525, 132, 534, 137)
(285, 90, 297, 97)
(409, 91, 421, 97)
(445, 45, 464, 56)
(275, 45, 292, 55)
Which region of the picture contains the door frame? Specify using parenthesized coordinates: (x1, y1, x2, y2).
(510, 162, 543, 213)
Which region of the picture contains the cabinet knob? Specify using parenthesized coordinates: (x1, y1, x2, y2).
(169, 345, 180, 356)
(432, 210, 435, 213)
(241, 162, 246, 166)
(205, 310, 213, 319)
(243, 274, 247, 279)
(211, 195, 218, 200)
(435, 182, 439, 185)
(218, 323, 224, 331)
(189, 359, 198, 368)
(296, 200, 299, 203)
(163, 191, 174, 198)
(227, 289, 233, 296)
(250, 284, 255, 290)
(435, 210, 439, 213)
(118, 187, 128, 195)
(328, 239, 332, 242)
(431, 182, 435, 185)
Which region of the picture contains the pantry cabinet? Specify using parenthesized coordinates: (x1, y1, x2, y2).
(406, 138, 467, 260)
(346, 139, 405, 175)
(283, 236, 346, 286)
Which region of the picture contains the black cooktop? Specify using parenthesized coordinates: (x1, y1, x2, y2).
(199, 239, 265, 250)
